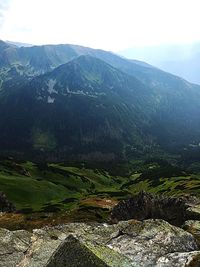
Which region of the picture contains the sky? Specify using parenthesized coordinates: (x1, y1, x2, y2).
(0, 0, 200, 51)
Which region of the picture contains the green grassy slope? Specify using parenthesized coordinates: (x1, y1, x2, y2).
(0, 158, 199, 215)
(0, 157, 199, 230)
(0, 159, 130, 212)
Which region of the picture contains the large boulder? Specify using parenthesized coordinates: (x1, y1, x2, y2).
(0, 219, 199, 266)
(46, 235, 109, 267)
(0, 228, 31, 267)
(183, 220, 200, 246)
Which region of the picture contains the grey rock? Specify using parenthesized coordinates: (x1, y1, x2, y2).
(156, 251, 200, 267)
(0, 219, 199, 266)
(46, 235, 109, 267)
(105, 219, 199, 266)
(0, 228, 32, 267)
(183, 220, 200, 246)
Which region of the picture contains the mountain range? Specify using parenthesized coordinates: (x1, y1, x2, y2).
(120, 43, 200, 84)
(0, 40, 200, 162)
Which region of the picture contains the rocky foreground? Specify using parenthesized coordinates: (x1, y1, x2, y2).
(0, 219, 199, 267)
(1, 192, 200, 266)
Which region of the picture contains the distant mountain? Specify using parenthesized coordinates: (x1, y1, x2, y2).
(119, 43, 200, 84)
(6, 40, 33, 47)
(0, 40, 200, 161)
(0, 55, 155, 161)
(0, 40, 197, 92)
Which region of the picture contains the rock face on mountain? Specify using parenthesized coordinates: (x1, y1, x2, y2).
(111, 191, 200, 226)
(0, 219, 199, 267)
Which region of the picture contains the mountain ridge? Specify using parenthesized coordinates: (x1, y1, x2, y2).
(0, 40, 200, 161)
(120, 43, 200, 84)
(0, 54, 155, 161)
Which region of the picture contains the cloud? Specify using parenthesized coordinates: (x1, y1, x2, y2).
(1, 0, 200, 51)
(0, 0, 11, 28)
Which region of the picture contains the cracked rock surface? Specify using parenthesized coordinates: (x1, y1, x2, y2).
(0, 219, 199, 266)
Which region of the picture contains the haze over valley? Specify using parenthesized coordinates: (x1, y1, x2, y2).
(120, 42, 200, 84)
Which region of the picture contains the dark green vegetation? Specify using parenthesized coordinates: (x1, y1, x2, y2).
(1, 40, 200, 161)
(0, 157, 199, 217)
(0, 40, 200, 228)
(0, 158, 128, 213)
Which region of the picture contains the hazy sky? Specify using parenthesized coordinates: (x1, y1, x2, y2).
(0, 0, 200, 51)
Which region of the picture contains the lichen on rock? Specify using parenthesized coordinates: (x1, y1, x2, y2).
(0, 219, 199, 266)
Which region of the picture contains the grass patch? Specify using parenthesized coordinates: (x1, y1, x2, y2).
(0, 158, 199, 227)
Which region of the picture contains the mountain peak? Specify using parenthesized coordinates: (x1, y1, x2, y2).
(46, 53, 145, 95)
(1, 42, 200, 161)
(56, 54, 116, 73)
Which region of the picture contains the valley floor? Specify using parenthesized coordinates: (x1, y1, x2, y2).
(0, 157, 199, 229)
